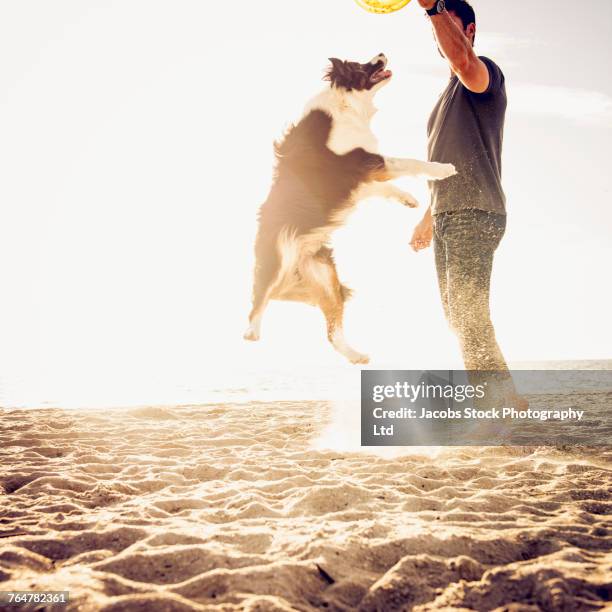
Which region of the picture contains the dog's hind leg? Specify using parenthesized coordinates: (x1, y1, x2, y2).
(244, 238, 282, 342)
(301, 249, 369, 365)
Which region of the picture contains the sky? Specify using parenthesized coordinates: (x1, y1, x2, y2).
(0, 0, 610, 407)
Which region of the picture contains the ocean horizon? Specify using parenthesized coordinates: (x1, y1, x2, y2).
(2, 359, 611, 410)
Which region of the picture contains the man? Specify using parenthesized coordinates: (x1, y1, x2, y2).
(410, 0, 525, 407)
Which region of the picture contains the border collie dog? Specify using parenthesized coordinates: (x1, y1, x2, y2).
(245, 54, 455, 364)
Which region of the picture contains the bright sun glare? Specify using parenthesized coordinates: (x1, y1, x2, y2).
(0, 1, 610, 408)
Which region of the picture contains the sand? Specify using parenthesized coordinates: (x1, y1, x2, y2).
(0, 400, 610, 611)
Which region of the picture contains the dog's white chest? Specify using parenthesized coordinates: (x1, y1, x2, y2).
(328, 117, 379, 156)
(304, 88, 380, 156)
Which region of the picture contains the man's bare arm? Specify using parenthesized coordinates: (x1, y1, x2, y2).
(418, 1, 490, 93)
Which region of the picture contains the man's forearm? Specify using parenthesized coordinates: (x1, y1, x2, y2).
(429, 12, 472, 72)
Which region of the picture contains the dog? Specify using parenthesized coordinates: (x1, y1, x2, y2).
(244, 54, 456, 364)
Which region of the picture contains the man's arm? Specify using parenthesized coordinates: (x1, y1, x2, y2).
(418, 1, 490, 94)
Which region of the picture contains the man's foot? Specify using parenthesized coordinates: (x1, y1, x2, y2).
(506, 392, 529, 411)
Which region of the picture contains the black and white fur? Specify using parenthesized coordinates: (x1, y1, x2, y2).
(245, 54, 456, 364)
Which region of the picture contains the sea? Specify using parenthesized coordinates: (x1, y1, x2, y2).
(1, 360, 611, 410)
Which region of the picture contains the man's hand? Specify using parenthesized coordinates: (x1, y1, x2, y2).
(417, 0, 437, 9)
(410, 209, 434, 252)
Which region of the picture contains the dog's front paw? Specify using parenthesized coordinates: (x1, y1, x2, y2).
(243, 328, 260, 342)
(429, 162, 457, 181)
(399, 192, 419, 208)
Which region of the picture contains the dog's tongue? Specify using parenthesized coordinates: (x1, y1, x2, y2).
(373, 69, 392, 82)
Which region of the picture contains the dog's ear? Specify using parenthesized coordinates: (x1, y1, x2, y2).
(325, 57, 345, 82)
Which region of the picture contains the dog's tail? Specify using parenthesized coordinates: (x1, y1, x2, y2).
(340, 284, 353, 302)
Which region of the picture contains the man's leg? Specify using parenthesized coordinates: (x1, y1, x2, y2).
(433, 214, 451, 325)
(433, 210, 527, 412)
(438, 210, 508, 371)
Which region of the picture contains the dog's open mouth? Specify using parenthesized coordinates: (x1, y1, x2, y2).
(370, 63, 392, 84)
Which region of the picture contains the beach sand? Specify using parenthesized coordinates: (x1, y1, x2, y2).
(0, 400, 610, 611)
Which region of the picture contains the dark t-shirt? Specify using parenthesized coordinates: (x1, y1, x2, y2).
(427, 56, 507, 215)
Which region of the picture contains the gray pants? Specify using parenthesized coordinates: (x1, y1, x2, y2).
(433, 209, 508, 372)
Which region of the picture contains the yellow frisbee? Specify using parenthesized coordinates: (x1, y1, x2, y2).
(354, 0, 412, 14)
